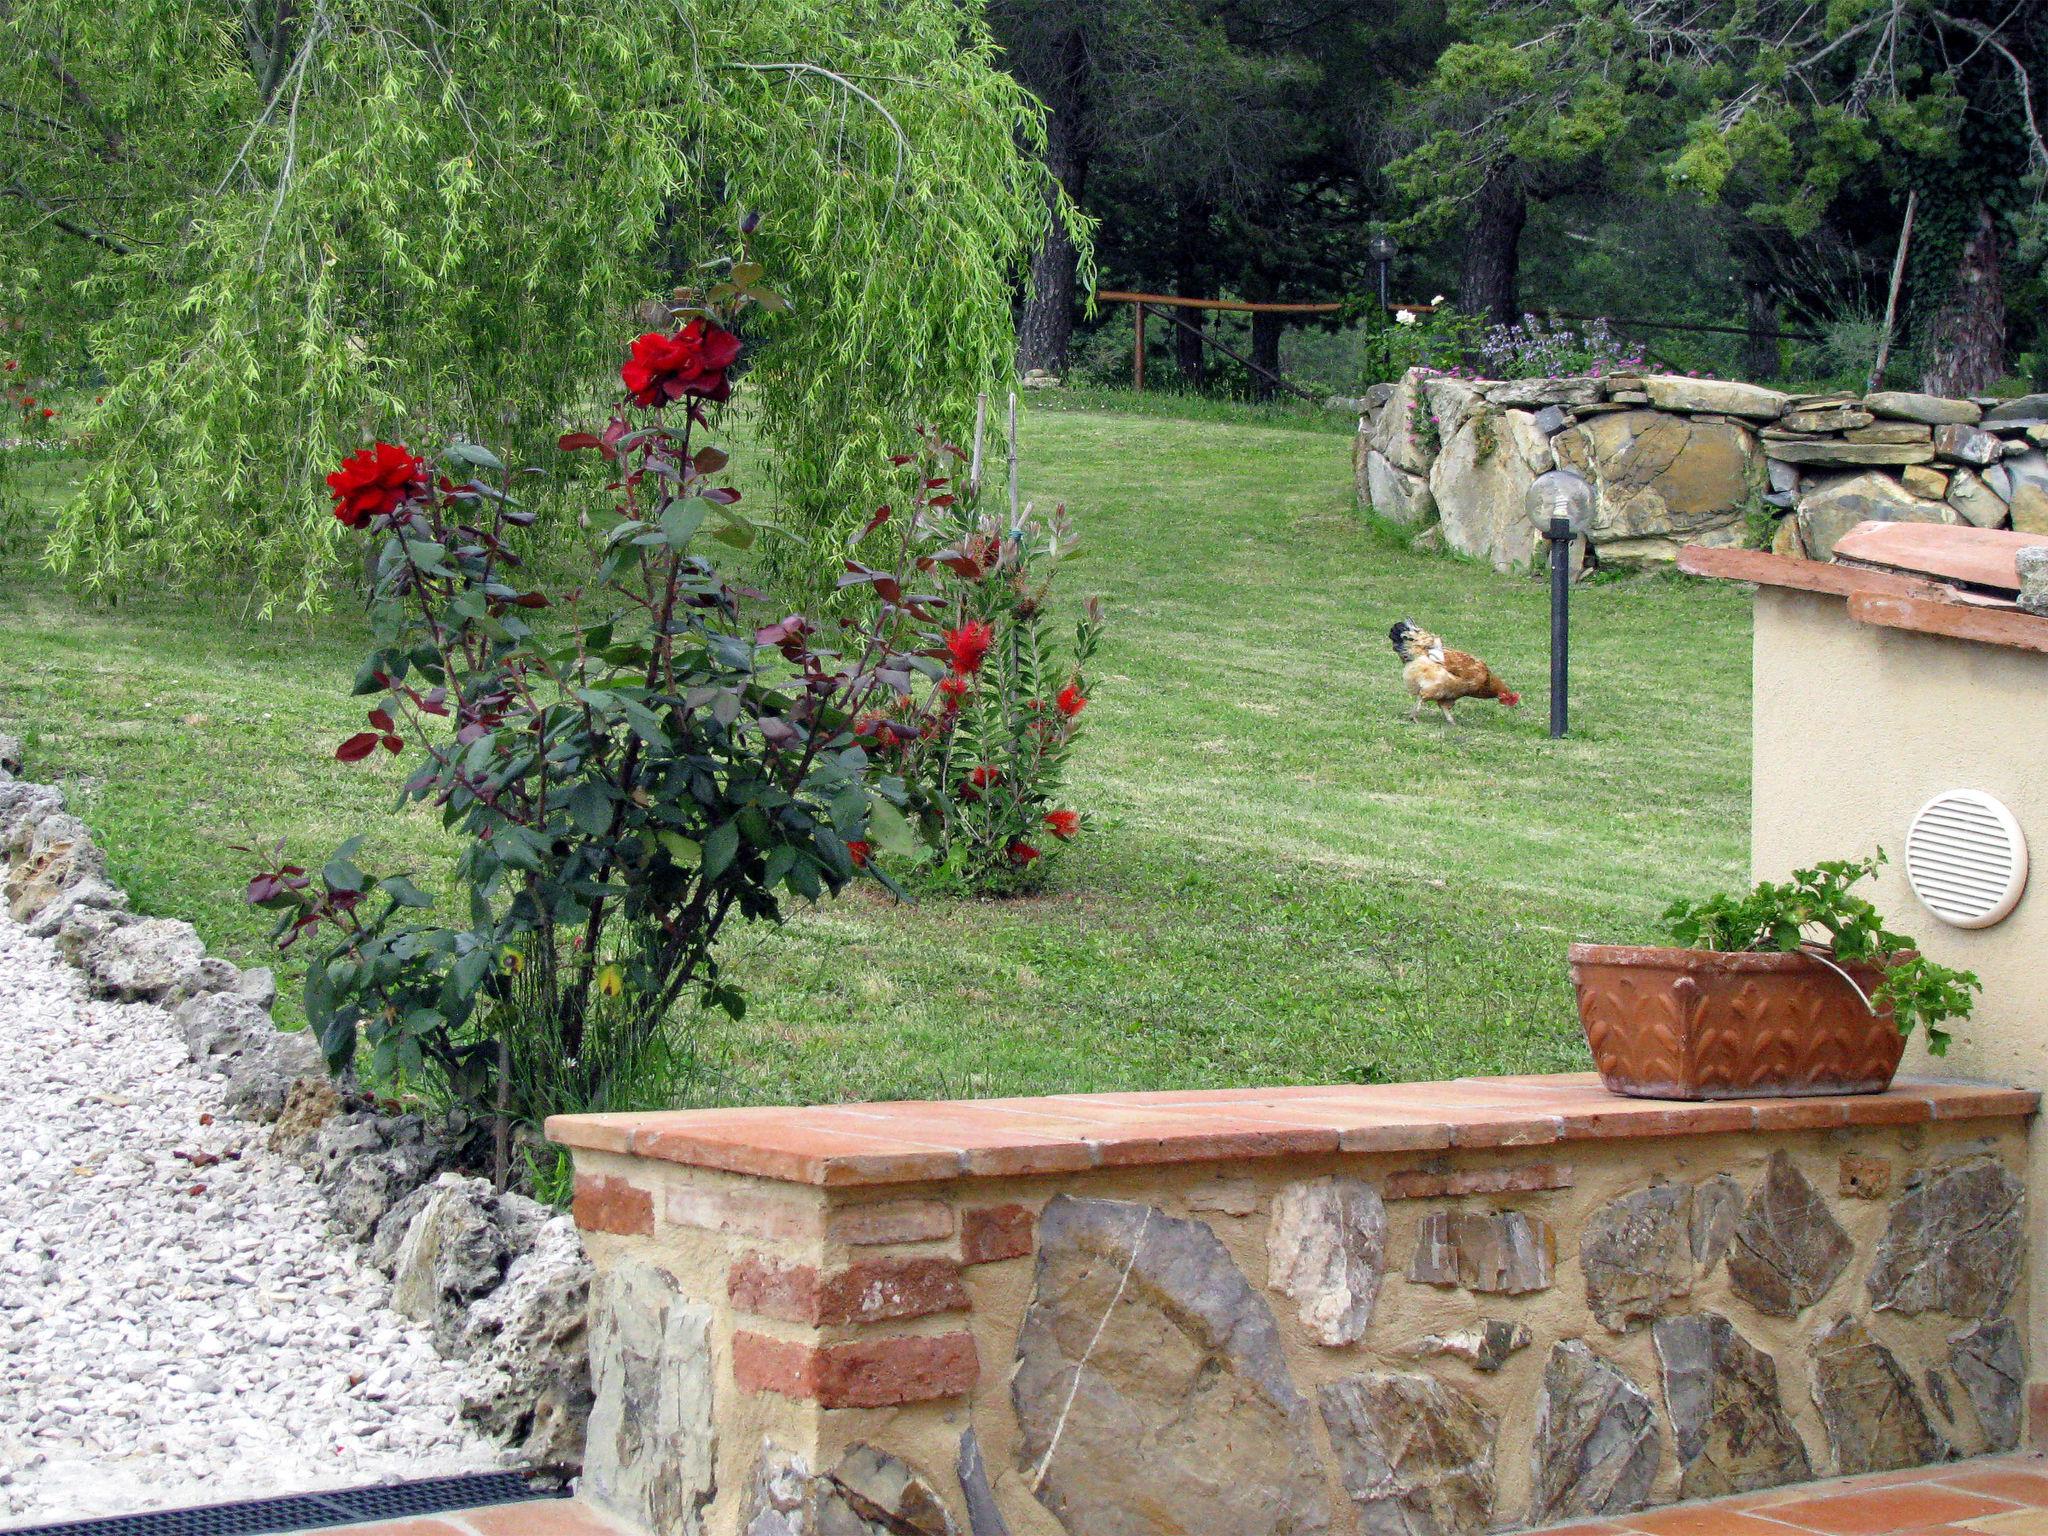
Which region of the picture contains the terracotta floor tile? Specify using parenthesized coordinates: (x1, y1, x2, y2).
(1762, 1486, 2018, 1535)
(287, 1520, 477, 1536)
(1958, 1514, 2048, 1535)
(1616, 1507, 1809, 1535)
(461, 1499, 639, 1535)
(1937, 1470, 2048, 1506)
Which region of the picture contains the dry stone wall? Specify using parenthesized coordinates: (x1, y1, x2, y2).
(1355, 370, 2048, 571)
(565, 1112, 2030, 1536)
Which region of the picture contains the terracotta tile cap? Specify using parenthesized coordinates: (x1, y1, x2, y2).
(543, 1075, 2031, 1187)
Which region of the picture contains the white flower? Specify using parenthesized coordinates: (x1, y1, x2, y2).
(1432, 294, 1447, 306)
(1394, 310, 1417, 325)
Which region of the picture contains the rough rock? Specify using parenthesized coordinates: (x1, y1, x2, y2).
(0, 731, 20, 774)
(1581, 1182, 1692, 1332)
(957, 1432, 1011, 1536)
(172, 992, 323, 1123)
(1267, 1175, 1387, 1346)
(2019, 547, 2048, 618)
(1727, 1151, 1852, 1318)
(76, 917, 226, 1005)
(1366, 449, 1437, 528)
(237, 966, 279, 1011)
(1528, 1341, 1661, 1525)
(1371, 373, 1434, 476)
(1983, 394, 2048, 428)
(1319, 1371, 1494, 1536)
(1847, 423, 1934, 445)
(2004, 451, 2048, 532)
(1796, 472, 1957, 561)
(0, 780, 63, 847)
(1422, 376, 1485, 443)
(1404, 1320, 1530, 1372)
(1634, 375, 1788, 419)
(1902, 465, 1951, 500)
(1768, 458, 1803, 495)
(379, 1176, 519, 1349)
(20, 875, 128, 939)
(268, 1075, 343, 1157)
(1768, 439, 1936, 467)
(1947, 468, 2011, 528)
(1482, 377, 1605, 409)
(1430, 410, 1544, 572)
(1949, 1320, 2023, 1452)
(583, 1259, 713, 1531)
(53, 904, 135, 966)
(313, 1113, 449, 1241)
(1771, 515, 1805, 557)
(1782, 406, 1874, 433)
(5, 819, 108, 925)
(1012, 1196, 1332, 1536)
(1933, 424, 2000, 467)
(1692, 1173, 1741, 1272)
(1811, 1315, 1942, 1474)
(739, 1443, 959, 1536)
(460, 1214, 594, 1470)
(1864, 392, 1981, 426)
(1867, 1158, 2024, 1319)
(1551, 409, 1756, 559)
(1654, 1310, 1812, 1499)
(1409, 1209, 1554, 1294)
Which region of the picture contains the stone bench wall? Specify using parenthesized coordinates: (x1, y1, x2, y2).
(551, 1078, 2032, 1536)
(1356, 370, 2048, 572)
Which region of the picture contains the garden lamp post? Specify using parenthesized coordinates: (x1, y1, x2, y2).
(1524, 469, 1594, 740)
(1368, 233, 1398, 311)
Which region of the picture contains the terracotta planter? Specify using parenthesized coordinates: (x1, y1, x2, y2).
(1569, 943, 1907, 1100)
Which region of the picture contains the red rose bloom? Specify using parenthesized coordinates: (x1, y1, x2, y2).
(327, 442, 425, 529)
(938, 675, 971, 711)
(1056, 684, 1087, 718)
(943, 621, 994, 675)
(847, 840, 872, 868)
(1009, 841, 1041, 865)
(1044, 809, 1079, 840)
(621, 318, 742, 408)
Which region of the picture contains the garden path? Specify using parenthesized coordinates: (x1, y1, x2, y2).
(0, 907, 498, 1524)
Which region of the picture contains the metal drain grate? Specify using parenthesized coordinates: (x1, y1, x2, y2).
(7, 1472, 565, 1536)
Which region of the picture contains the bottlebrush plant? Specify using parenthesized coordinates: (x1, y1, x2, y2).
(245, 254, 944, 1172)
(844, 437, 1102, 894)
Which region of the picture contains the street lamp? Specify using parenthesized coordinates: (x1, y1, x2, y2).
(1523, 469, 1594, 739)
(1368, 232, 1398, 310)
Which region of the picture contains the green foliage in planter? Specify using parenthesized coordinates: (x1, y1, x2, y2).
(1660, 852, 1979, 1054)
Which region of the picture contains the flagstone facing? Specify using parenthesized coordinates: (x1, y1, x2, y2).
(548, 1076, 2033, 1536)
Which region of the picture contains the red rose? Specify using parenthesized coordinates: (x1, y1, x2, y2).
(1056, 684, 1087, 718)
(1044, 810, 1079, 840)
(1009, 841, 1041, 865)
(621, 318, 742, 408)
(944, 621, 994, 675)
(327, 442, 425, 529)
(847, 840, 872, 868)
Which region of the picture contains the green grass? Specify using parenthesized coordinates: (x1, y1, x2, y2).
(0, 408, 1752, 1107)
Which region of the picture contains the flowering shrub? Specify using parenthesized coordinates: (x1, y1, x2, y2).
(1474, 315, 1646, 380)
(850, 450, 1101, 894)
(247, 255, 946, 1167)
(1361, 301, 1482, 385)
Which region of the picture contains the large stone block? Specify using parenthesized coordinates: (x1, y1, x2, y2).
(1366, 449, 1437, 528)
(1408, 1208, 1555, 1294)
(1551, 409, 1756, 557)
(1320, 1371, 1495, 1536)
(1370, 372, 1435, 477)
(1429, 409, 1543, 573)
(1810, 1315, 1943, 1474)
(1949, 1320, 2024, 1452)
(1580, 1182, 1692, 1332)
(1727, 1150, 1853, 1318)
(1633, 375, 1789, 418)
(1528, 1341, 1660, 1525)
(1864, 391, 1981, 426)
(1654, 1311, 1812, 1499)
(1795, 472, 1957, 561)
(1867, 1158, 2024, 1319)
(1267, 1175, 1387, 1346)
(1012, 1196, 1332, 1536)
(584, 1259, 716, 1534)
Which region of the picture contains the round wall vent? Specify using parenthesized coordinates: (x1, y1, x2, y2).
(1904, 790, 2029, 929)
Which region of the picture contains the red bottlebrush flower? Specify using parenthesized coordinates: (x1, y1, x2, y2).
(327, 442, 426, 529)
(39, 407, 54, 419)
(1044, 809, 1079, 840)
(846, 840, 872, 868)
(621, 318, 742, 408)
(1, 360, 15, 371)
(943, 621, 994, 675)
(938, 675, 971, 711)
(19, 396, 33, 408)
(968, 766, 1001, 789)
(1056, 684, 1087, 718)
(1008, 841, 1041, 865)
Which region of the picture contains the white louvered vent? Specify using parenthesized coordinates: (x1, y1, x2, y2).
(1904, 790, 2028, 930)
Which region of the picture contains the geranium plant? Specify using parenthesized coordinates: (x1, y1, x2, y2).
(247, 254, 941, 1173)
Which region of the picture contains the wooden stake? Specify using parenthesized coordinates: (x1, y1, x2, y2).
(969, 393, 988, 501)
(1007, 391, 1021, 531)
(1870, 189, 1917, 395)
(1133, 303, 1146, 393)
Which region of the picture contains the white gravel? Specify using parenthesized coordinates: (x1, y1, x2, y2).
(0, 907, 499, 1526)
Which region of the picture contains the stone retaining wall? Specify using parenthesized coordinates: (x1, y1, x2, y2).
(551, 1078, 2033, 1536)
(1356, 370, 2048, 572)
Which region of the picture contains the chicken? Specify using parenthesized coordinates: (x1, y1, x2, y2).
(1388, 619, 1520, 725)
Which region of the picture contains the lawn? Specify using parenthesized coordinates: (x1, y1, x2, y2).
(0, 399, 1752, 1107)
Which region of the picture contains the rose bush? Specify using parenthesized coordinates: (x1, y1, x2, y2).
(249, 254, 952, 1179)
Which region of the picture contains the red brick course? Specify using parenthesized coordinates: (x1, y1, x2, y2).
(570, 1174, 653, 1236)
(960, 1203, 1035, 1264)
(727, 1253, 968, 1325)
(731, 1328, 979, 1407)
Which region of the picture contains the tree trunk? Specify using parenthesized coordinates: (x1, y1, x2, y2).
(1740, 281, 1780, 381)
(1014, 30, 1087, 377)
(1920, 201, 2006, 398)
(1250, 310, 1283, 400)
(1458, 163, 1526, 326)
(1172, 202, 1212, 390)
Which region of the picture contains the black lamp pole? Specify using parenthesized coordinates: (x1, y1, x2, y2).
(1547, 515, 1571, 739)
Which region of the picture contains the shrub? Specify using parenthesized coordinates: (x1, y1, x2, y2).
(247, 259, 946, 1173)
(1473, 315, 1646, 380)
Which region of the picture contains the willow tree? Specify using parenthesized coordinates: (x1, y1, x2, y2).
(3, 0, 1073, 606)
